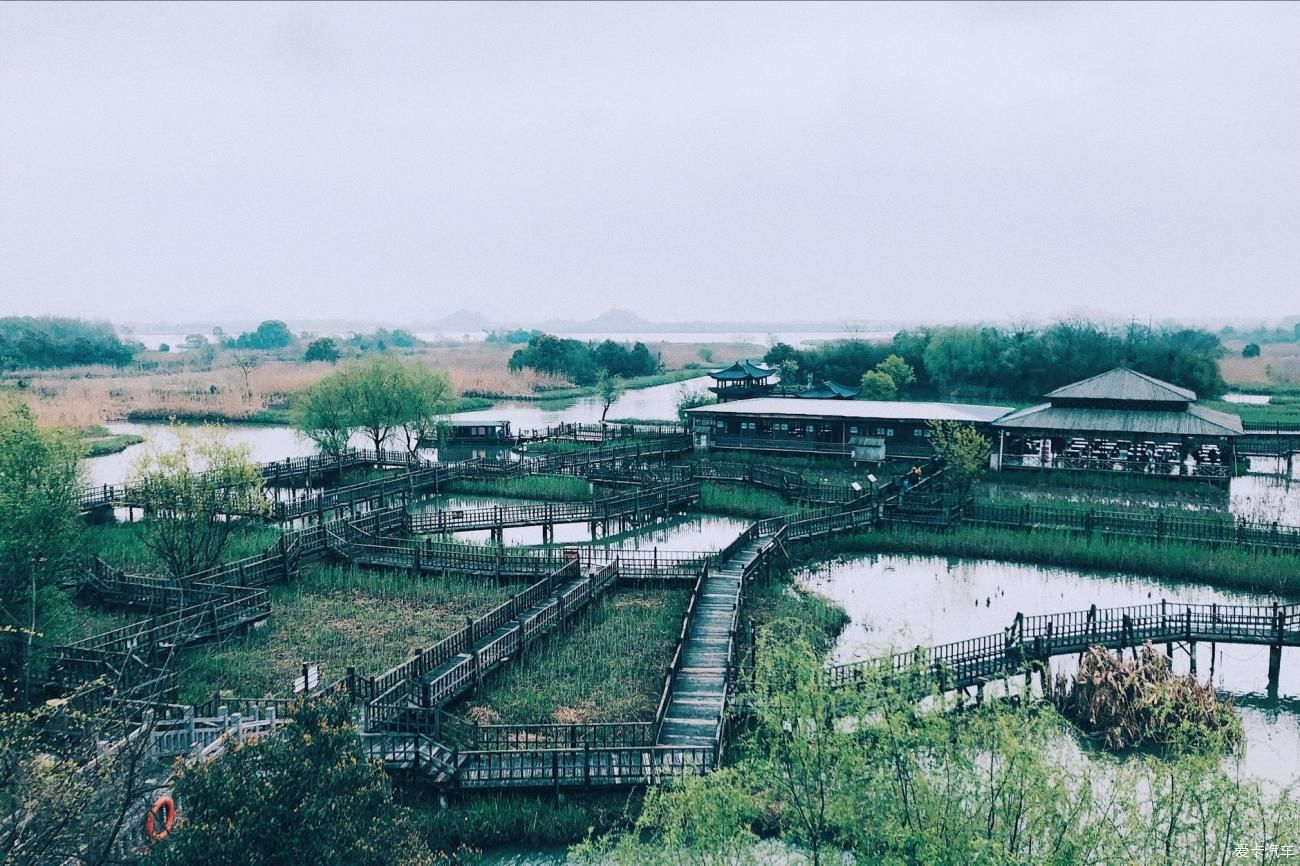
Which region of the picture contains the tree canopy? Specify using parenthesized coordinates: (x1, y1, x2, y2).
(225, 320, 294, 351)
(126, 425, 267, 577)
(765, 319, 1228, 401)
(508, 334, 660, 385)
(0, 317, 138, 370)
(155, 699, 432, 866)
(0, 398, 83, 696)
(294, 356, 456, 457)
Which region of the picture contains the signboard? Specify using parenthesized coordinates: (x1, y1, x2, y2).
(850, 436, 886, 462)
(293, 663, 320, 694)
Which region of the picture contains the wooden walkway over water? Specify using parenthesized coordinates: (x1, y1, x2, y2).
(830, 600, 1300, 696)
(405, 482, 699, 538)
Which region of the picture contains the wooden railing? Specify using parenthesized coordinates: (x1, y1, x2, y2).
(829, 600, 1300, 692)
(963, 502, 1300, 555)
(405, 482, 700, 534)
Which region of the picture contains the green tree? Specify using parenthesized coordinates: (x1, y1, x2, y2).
(395, 360, 456, 457)
(293, 375, 355, 459)
(154, 699, 432, 866)
(336, 356, 408, 455)
(858, 369, 897, 400)
(2, 694, 169, 864)
(1242, 342, 1261, 358)
(304, 337, 340, 364)
(926, 420, 991, 502)
(676, 385, 712, 422)
(873, 354, 916, 395)
(595, 371, 625, 422)
(127, 425, 267, 577)
(0, 398, 83, 696)
(229, 320, 293, 351)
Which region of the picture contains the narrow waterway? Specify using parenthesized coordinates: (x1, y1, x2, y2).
(797, 553, 1300, 785)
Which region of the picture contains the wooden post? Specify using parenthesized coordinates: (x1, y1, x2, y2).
(1269, 645, 1282, 695)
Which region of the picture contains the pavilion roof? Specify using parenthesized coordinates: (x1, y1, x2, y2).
(710, 360, 776, 381)
(993, 402, 1243, 437)
(793, 381, 861, 399)
(1046, 368, 1196, 403)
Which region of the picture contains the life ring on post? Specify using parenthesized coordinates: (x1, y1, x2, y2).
(145, 795, 176, 841)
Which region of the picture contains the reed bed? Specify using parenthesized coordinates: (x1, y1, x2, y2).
(462, 588, 689, 724)
(1054, 643, 1241, 752)
(819, 525, 1300, 596)
(445, 476, 593, 502)
(698, 481, 792, 519)
(171, 564, 513, 703)
(82, 522, 282, 575)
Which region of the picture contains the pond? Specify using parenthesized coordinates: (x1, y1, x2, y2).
(1223, 393, 1273, 405)
(797, 552, 1300, 786)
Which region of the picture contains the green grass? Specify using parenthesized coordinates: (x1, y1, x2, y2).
(125, 408, 293, 424)
(454, 396, 495, 412)
(698, 481, 792, 519)
(514, 439, 596, 455)
(171, 564, 514, 703)
(445, 475, 593, 502)
(77, 425, 145, 456)
(982, 468, 1230, 501)
(811, 525, 1300, 597)
(1204, 398, 1300, 427)
(461, 588, 689, 724)
(407, 790, 638, 854)
(82, 521, 282, 574)
(743, 571, 850, 659)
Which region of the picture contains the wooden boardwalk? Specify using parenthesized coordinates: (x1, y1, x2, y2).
(405, 482, 700, 536)
(830, 600, 1300, 694)
(654, 534, 766, 752)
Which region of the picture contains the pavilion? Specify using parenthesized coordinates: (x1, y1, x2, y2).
(708, 361, 779, 402)
(991, 368, 1243, 481)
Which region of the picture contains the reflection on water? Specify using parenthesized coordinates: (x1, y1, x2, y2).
(798, 553, 1300, 785)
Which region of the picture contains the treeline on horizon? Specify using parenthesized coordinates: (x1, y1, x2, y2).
(0, 317, 138, 370)
(507, 333, 661, 385)
(766, 320, 1228, 401)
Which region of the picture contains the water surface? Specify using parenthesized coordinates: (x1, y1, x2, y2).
(798, 553, 1300, 785)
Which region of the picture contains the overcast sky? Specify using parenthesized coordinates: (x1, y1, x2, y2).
(1, 1, 1297, 326)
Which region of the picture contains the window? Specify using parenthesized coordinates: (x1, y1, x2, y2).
(849, 426, 859, 435)
(716, 420, 726, 428)
(875, 427, 886, 436)
(913, 429, 926, 438)
(887, 428, 895, 437)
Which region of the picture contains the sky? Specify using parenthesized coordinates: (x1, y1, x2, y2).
(1, 1, 1298, 326)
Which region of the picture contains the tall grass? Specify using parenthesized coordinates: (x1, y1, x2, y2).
(83, 521, 282, 574)
(172, 564, 513, 703)
(446, 475, 593, 502)
(742, 571, 850, 659)
(698, 481, 791, 519)
(462, 588, 689, 724)
(408, 791, 637, 853)
(811, 525, 1300, 597)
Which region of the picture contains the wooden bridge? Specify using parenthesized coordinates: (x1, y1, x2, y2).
(404, 482, 700, 539)
(830, 599, 1300, 697)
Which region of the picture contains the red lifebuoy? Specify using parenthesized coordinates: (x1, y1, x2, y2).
(145, 795, 176, 841)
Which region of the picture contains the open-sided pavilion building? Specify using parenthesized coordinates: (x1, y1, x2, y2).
(992, 368, 1243, 482)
